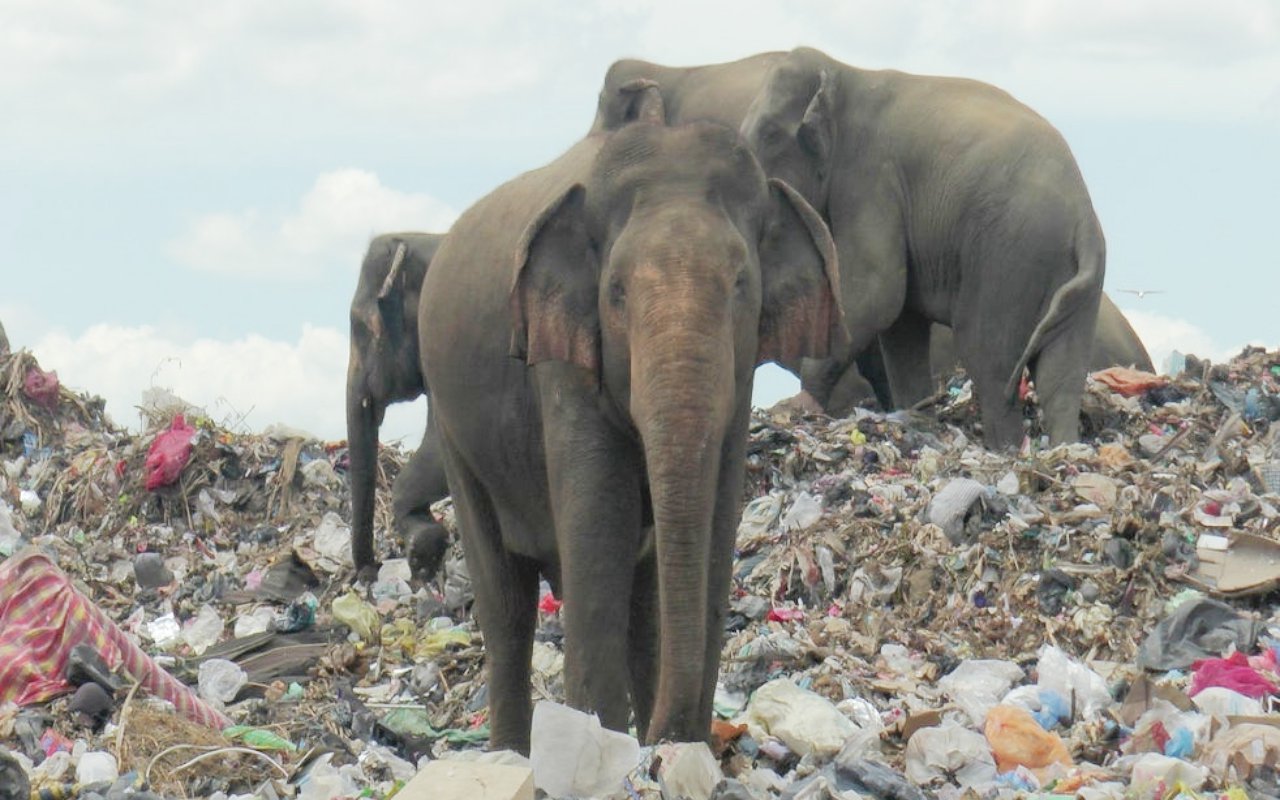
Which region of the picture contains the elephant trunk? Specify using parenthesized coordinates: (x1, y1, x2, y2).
(631, 318, 735, 743)
(347, 348, 384, 574)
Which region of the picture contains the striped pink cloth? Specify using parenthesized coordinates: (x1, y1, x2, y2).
(0, 549, 231, 730)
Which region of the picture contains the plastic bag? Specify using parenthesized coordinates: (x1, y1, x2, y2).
(984, 704, 1073, 777)
(904, 721, 996, 787)
(936, 659, 1024, 726)
(22, 367, 59, 408)
(144, 415, 196, 490)
(197, 658, 248, 704)
(741, 677, 858, 758)
(1035, 645, 1112, 721)
(332, 591, 380, 642)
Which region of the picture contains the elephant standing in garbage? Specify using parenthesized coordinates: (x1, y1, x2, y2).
(346, 232, 451, 584)
(826, 292, 1154, 413)
(593, 47, 1105, 447)
(420, 94, 844, 752)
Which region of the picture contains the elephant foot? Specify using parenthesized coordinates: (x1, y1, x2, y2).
(407, 521, 451, 584)
(355, 560, 382, 585)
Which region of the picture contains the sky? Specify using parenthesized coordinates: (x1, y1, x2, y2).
(2, 1, 1277, 445)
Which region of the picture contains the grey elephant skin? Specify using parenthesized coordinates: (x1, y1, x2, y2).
(593, 47, 1105, 448)
(829, 292, 1154, 413)
(346, 233, 450, 583)
(420, 103, 844, 751)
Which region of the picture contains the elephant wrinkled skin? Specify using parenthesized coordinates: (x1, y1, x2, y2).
(594, 47, 1106, 448)
(420, 104, 843, 751)
(346, 233, 450, 584)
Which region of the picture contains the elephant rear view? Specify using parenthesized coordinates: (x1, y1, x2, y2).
(421, 94, 844, 752)
(347, 232, 451, 583)
(740, 47, 1105, 446)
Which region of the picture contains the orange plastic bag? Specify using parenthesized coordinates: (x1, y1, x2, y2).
(1091, 366, 1167, 397)
(984, 704, 1073, 777)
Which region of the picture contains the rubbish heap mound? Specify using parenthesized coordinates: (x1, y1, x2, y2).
(0, 343, 1278, 799)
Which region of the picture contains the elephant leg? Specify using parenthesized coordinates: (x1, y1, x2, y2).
(627, 546, 658, 742)
(953, 323, 1025, 451)
(878, 309, 934, 408)
(391, 410, 451, 583)
(855, 340, 894, 410)
(540, 384, 645, 733)
(1032, 304, 1099, 444)
(798, 357, 844, 408)
(439, 440, 539, 753)
(822, 362, 878, 417)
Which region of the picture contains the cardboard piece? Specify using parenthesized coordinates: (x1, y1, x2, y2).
(398, 759, 534, 800)
(1185, 531, 1280, 596)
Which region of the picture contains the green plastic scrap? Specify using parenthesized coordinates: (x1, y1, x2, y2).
(223, 725, 298, 751)
(379, 708, 489, 744)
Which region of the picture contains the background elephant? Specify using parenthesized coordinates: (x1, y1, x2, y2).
(420, 96, 842, 751)
(593, 47, 1105, 447)
(346, 232, 450, 583)
(827, 292, 1154, 413)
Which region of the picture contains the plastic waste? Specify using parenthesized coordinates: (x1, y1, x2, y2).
(780, 491, 822, 531)
(904, 721, 996, 787)
(147, 613, 182, 650)
(295, 752, 363, 800)
(75, 750, 118, 785)
(657, 742, 722, 800)
(833, 756, 928, 800)
(0, 503, 20, 557)
(1124, 699, 1209, 759)
(1128, 753, 1208, 799)
(223, 725, 297, 751)
(18, 490, 40, 517)
(311, 512, 354, 572)
(198, 658, 248, 705)
(144, 414, 196, 490)
(926, 478, 987, 544)
(936, 659, 1024, 726)
(529, 701, 639, 798)
(332, 591, 380, 642)
(1203, 723, 1280, 781)
(274, 592, 318, 632)
(984, 704, 1072, 777)
(133, 552, 174, 589)
(181, 604, 225, 655)
(742, 496, 778, 545)
(740, 677, 858, 758)
(1189, 651, 1278, 698)
(0, 748, 31, 800)
(1035, 644, 1112, 721)
(1190, 685, 1265, 719)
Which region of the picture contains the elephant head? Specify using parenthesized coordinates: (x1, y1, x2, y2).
(739, 48, 839, 214)
(509, 103, 844, 741)
(347, 232, 440, 576)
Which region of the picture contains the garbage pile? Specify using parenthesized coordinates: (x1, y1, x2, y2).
(1, 342, 1279, 799)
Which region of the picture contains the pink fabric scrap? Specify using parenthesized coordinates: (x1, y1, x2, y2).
(23, 367, 60, 408)
(1189, 651, 1279, 699)
(145, 414, 197, 491)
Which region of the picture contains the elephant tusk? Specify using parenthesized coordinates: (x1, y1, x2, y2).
(378, 242, 408, 299)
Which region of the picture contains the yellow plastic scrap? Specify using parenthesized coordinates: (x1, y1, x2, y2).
(332, 590, 381, 642)
(849, 429, 867, 445)
(381, 618, 419, 657)
(416, 628, 471, 660)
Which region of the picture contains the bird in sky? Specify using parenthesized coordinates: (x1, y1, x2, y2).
(1117, 289, 1166, 299)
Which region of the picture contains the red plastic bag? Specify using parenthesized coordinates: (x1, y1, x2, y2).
(145, 415, 196, 491)
(1189, 651, 1278, 699)
(23, 367, 60, 408)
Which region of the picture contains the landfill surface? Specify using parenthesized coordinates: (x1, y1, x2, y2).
(2, 343, 1280, 800)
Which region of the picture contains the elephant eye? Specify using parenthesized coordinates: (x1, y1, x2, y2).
(608, 279, 626, 308)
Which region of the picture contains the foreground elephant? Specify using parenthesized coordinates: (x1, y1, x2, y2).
(346, 233, 450, 583)
(827, 292, 1154, 413)
(421, 99, 843, 750)
(594, 47, 1105, 447)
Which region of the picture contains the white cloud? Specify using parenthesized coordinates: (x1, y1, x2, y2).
(31, 323, 359, 441)
(170, 169, 457, 278)
(1120, 307, 1238, 372)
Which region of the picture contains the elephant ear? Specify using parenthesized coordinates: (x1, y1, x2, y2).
(375, 241, 409, 348)
(509, 184, 601, 372)
(798, 69, 836, 165)
(757, 178, 846, 365)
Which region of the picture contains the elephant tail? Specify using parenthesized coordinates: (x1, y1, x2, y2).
(1003, 217, 1106, 402)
